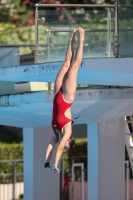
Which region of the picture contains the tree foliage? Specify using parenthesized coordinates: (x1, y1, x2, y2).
(0, 125, 22, 143)
(0, 0, 117, 27)
(0, 142, 23, 183)
(1, 0, 133, 27)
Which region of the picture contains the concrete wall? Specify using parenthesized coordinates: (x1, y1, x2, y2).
(87, 118, 125, 200)
(23, 119, 125, 200)
(23, 126, 59, 200)
(99, 118, 125, 200)
(87, 122, 99, 200)
(0, 81, 16, 95)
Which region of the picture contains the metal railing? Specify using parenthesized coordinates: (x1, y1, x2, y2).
(60, 156, 132, 200)
(34, 2, 119, 63)
(60, 156, 87, 200)
(0, 158, 131, 200)
(0, 2, 133, 66)
(0, 159, 23, 200)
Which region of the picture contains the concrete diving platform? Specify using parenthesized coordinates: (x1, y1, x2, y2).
(0, 88, 133, 128)
(0, 58, 133, 87)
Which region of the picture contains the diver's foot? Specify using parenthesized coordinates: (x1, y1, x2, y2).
(78, 27, 85, 41)
(69, 28, 78, 43)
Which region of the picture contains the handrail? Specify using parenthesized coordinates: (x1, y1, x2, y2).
(1, 3, 133, 62)
(0, 159, 24, 200)
(0, 44, 48, 47)
(0, 26, 132, 48)
(119, 5, 133, 8)
(35, 3, 133, 8)
(45, 28, 133, 33)
(0, 159, 23, 163)
(34, 1, 120, 62)
(35, 4, 115, 8)
(0, 44, 35, 47)
(45, 28, 106, 33)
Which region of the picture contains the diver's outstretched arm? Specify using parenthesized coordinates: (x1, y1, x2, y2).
(52, 129, 72, 173)
(44, 135, 59, 172)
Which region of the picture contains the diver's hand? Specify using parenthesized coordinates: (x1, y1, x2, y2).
(44, 163, 52, 173)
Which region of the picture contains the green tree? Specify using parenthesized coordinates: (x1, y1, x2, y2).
(0, 0, 37, 26)
(0, 0, 117, 27)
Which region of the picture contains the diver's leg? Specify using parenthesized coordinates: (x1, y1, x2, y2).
(54, 28, 78, 95)
(63, 27, 85, 102)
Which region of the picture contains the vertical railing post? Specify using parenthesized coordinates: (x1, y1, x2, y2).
(125, 161, 129, 200)
(34, 5, 38, 64)
(71, 159, 74, 200)
(61, 158, 64, 200)
(47, 31, 52, 62)
(81, 164, 84, 200)
(114, 0, 119, 57)
(12, 161, 16, 200)
(47, 30, 52, 90)
(106, 8, 111, 57)
(72, 163, 84, 200)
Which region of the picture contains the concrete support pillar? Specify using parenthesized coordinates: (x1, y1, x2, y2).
(87, 118, 125, 200)
(87, 121, 99, 200)
(23, 127, 59, 200)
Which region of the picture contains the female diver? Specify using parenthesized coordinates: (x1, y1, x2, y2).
(44, 27, 85, 173)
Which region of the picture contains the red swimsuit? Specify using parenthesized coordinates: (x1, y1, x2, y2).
(52, 89, 72, 134)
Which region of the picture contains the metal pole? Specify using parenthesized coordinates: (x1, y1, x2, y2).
(47, 31, 52, 90)
(72, 163, 84, 200)
(106, 9, 111, 57)
(61, 158, 64, 200)
(71, 159, 74, 200)
(45, 28, 107, 33)
(118, 5, 133, 8)
(81, 164, 84, 200)
(12, 161, 16, 200)
(35, 4, 115, 8)
(114, 0, 119, 57)
(34, 6, 38, 64)
(125, 161, 129, 200)
(0, 44, 35, 47)
(47, 31, 51, 62)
